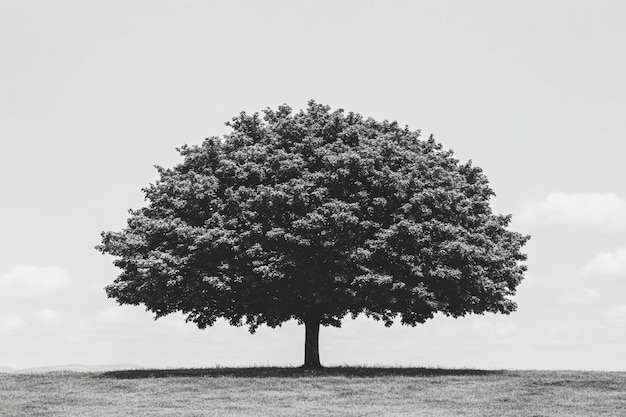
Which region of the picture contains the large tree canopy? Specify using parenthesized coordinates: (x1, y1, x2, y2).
(98, 101, 529, 368)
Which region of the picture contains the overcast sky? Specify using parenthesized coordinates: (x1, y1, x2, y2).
(1, 1, 625, 371)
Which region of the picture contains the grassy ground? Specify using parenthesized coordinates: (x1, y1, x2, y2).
(1, 367, 624, 416)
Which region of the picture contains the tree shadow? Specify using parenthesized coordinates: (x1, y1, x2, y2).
(101, 366, 505, 379)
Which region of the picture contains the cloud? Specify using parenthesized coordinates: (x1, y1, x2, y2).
(0, 315, 27, 332)
(519, 192, 626, 230)
(0, 266, 70, 299)
(94, 307, 127, 323)
(472, 319, 516, 338)
(579, 248, 626, 277)
(556, 288, 602, 305)
(605, 305, 626, 321)
(79, 307, 129, 329)
(35, 309, 62, 326)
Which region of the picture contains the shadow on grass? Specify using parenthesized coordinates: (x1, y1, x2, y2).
(101, 366, 505, 379)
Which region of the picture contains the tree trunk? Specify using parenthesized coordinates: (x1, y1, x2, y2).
(303, 315, 322, 369)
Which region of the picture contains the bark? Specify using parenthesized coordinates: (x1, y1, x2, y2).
(302, 315, 322, 369)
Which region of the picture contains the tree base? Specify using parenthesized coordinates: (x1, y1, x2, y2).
(299, 363, 324, 370)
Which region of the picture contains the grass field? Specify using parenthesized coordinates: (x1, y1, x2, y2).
(1, 367, 624, 416)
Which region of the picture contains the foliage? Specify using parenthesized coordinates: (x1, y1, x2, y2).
(97, 101, 529, 335)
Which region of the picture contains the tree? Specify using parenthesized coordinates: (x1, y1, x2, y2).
(97, 101, 529, 369)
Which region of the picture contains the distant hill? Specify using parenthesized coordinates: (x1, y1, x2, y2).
(0, 366, 16, 373)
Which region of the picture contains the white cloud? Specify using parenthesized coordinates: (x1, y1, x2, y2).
(516, 274, 565, 290)
(80, 307, 128, 329)
(535, 324, 583, 348)
(579, 248, 626, 277)
(0, 266, 70, 299)
(605, 305, 626, 321)
(519, 192, 626, 230)
(472, 319, 516, 338)
(556, 288, 602, 305)
(0, 315, 27, 332)
(35, 309, 62, 326)
(95, 307, 127, 323)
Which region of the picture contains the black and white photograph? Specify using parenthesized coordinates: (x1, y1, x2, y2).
(1, 1, 625, 415)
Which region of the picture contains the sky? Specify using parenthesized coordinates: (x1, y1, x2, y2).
(1, 0, 625, 371)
